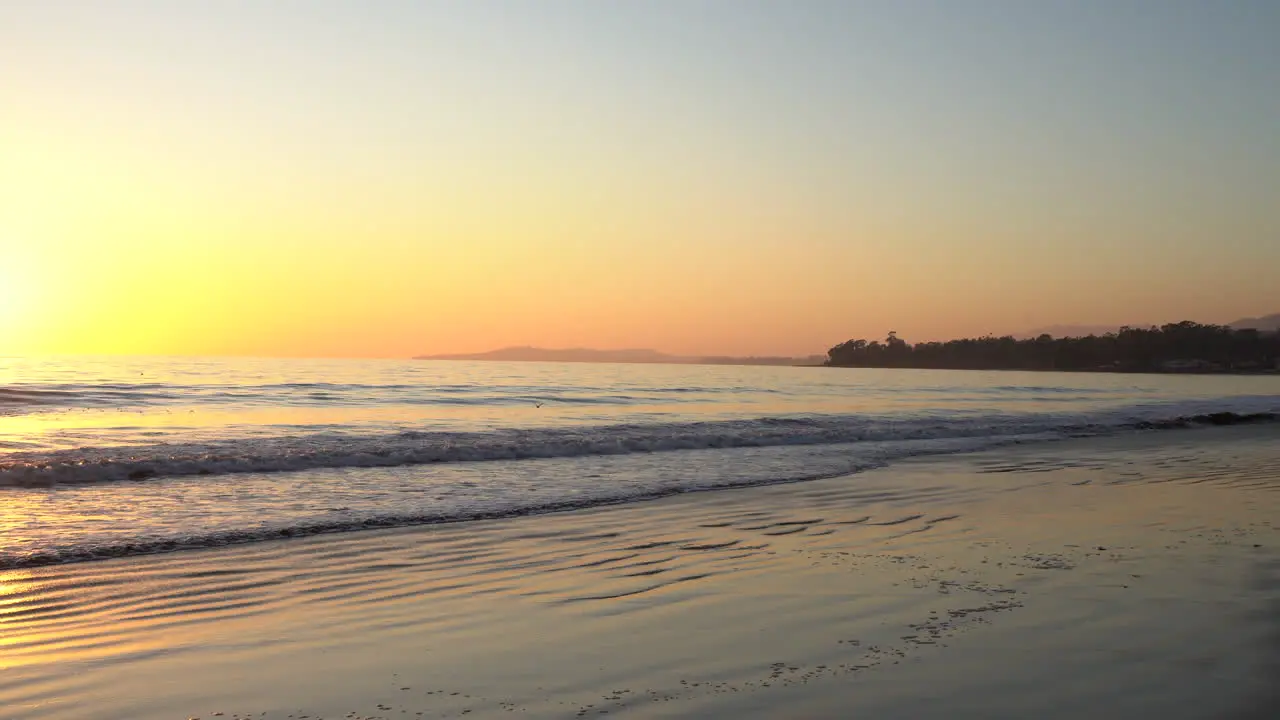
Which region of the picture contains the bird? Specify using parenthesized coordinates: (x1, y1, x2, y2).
(534, 402, 543, 408)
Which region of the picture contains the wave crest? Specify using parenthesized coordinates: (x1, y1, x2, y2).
(2, 401, 1276, 488)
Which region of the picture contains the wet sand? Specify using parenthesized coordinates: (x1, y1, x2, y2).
(2, 426, 1277, 719)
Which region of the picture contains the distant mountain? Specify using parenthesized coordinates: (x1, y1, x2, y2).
(415, 347, 683, 364)
(698, 355, 828, 367)
(1229, 313, 1280, 332)
(414, 347, 821, 366)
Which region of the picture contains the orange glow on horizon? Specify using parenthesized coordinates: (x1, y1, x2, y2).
(2, 4, 1276, 359)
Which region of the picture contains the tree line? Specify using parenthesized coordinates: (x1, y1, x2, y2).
(825, 322, 1280, 373)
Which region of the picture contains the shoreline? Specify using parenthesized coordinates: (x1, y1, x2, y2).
(821, 363, 1280, 375)
(3, 425, 1277, 719)
(5, 420, 1278, 572)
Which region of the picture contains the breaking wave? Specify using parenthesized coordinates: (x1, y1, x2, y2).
(3, 398, 1276, 488)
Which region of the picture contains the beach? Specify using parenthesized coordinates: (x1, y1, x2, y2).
(8, 1, 1280, 716)
(3, 424, 1276, 720)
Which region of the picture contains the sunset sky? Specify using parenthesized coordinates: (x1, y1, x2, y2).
(2, 1, 1278, 358)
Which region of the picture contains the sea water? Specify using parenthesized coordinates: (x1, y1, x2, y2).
(2, 356, 1278, 567)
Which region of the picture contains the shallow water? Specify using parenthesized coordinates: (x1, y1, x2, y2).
(1, 427, 1275, 720)
(1, 356, 1278, 566)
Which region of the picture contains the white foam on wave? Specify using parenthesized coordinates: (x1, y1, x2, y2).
(2, 396, 1277, 488)
(0, 432, 1062, 569)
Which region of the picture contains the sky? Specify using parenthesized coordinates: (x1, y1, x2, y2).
(2, 0, 1278, 358)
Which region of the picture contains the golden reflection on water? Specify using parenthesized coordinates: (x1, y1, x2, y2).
(0, 398, 882, 453)
(0, 404, 543, 451)
(0, 568, 42, 669)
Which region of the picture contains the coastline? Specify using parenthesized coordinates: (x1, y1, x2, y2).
(3, 425, 1276, 719)
(822, 363, 1280, 376)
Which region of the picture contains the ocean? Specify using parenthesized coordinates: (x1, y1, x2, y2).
(2, 356, 1278, 569)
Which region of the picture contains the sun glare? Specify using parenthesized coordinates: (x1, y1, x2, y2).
(0, 263, 31, 337)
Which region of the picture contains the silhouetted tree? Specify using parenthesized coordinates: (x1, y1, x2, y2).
(824, 323, 1280, 373)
